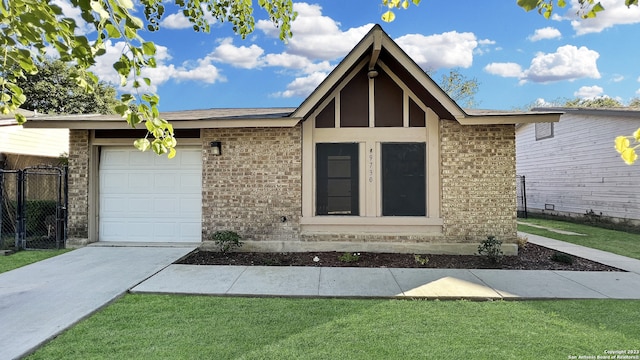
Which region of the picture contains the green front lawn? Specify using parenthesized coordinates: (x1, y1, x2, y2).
(28, 295, 640, 359)
(0, 249, 70, 274)
(518, 218, 640, 260)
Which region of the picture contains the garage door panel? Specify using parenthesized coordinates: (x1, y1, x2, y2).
(99, 147, 202, 242)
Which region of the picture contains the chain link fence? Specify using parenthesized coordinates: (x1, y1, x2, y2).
(0, 167, 67, 250)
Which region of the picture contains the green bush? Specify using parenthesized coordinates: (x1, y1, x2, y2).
(2, 200, 57, 237)
(477, 235, 504, 263)
(25, 200, 57, 237)
(551, 252, 574, 265)
(211, 230, 243, 253)
(338, 252, 360, 263)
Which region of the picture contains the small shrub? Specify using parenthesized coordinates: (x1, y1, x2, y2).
(414, 254, 429, 266)
(517, 235, 528, 249)
(477, 235, 503, 263)
(338, 252, 360, 263)
(551, 252, 574, 265)
(211, 230, 243, 253)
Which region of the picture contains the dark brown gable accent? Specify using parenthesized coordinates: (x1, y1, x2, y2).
(380, 49, 455, 120)
(374, 69, 403, 127)
(340, 67, 369, 127)
(409, 98, 425, 127)
(315, 98, 335, 128)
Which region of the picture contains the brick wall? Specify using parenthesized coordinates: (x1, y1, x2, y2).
(67, 129, 90, 245)
(202, 126, 302, 242)
(440, 120, 517, 243)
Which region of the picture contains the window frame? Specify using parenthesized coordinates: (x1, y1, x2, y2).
(315, 143, 360, 216)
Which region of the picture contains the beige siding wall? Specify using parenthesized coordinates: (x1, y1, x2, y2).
(441, 120, 517, 243)
(516, 114, 640, 221)
(201, 126, 302, 242)
(67, 130, 90, 245)
(0, 126, 69, 157)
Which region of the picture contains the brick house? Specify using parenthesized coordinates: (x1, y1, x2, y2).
(24, 25, 560, 255)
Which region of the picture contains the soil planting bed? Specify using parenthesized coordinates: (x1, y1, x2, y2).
(177, 243, 622, 271)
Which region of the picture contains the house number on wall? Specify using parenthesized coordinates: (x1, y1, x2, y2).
(368, 147, 374, 183)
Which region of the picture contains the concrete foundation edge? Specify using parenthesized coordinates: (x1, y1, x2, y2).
(201, 240, 518, 256)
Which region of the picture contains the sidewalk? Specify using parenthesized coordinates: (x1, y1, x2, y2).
(131, 233, 640, 300)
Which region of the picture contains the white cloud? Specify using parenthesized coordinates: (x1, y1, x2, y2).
(570, 0, 640, 35)
(612, 74, 624, 82)
(257, 3, 374, 60)
(160, 5, 217, 29)
(528, 27, 562, 41)
(159, 12, 193, 29)
(263, 53, 333, 74)
(524, 45, 600, 83)
(273, 71, 328, 98)
(485, 45, 600, 84)
(574, 85, 604, 99)
(534, 98, 553, 107)
(90, 40, 225, 92)
(209, 38, 265, 69)
(395, 31, 478, 70)
(484, 62, 523, 77)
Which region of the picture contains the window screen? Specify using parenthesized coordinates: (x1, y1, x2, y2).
(381, 143, 426, 216)
(316, 143, 359, 215)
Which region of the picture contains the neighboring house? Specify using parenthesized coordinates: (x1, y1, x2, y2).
(0, 110, 69, 169)
(517, 107, 640, 225)
(23, 25, 560, 255)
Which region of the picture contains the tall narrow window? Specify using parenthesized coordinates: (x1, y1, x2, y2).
(381, 143, 426, 216)
(316, 143, 359, 215)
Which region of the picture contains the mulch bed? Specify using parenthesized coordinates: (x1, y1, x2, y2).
(176, 243, 623, 271)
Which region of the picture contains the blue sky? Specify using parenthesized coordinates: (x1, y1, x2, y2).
(81, 0, 640, 111)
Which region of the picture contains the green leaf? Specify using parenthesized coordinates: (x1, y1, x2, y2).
(381, 10, 395, 22)
(142, 41, 156, 56)
(117, 0, 134, 9)
(167, 147, 177, 159)
(134, 138, 151, 151)
(151, 139, 167, 154)
(517, 0, 539, 12)
(105, 23, 122, 38)
(15, 113, 27, 125)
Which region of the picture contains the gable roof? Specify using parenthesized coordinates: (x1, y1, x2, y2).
(292, 24, 561, 125)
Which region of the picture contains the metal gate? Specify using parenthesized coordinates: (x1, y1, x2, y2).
(516, 175, 527, 219)
(0, 166, 67, 250)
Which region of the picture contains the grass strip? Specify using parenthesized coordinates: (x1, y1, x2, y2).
(0, 249, 70, 274)
(28, 295, 640, 360)
(518, 218, 640, 260)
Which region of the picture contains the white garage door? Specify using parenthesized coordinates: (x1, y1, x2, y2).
(99, 147, 202, 242)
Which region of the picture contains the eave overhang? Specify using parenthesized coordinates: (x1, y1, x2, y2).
(21, 108, 301, 130)
(456, 111, 562, 125)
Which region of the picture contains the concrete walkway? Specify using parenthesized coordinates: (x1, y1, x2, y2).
(131, 232, 640, 300)
(0, 246, 195, 360)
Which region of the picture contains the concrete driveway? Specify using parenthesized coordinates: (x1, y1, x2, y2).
(0, 245, 195, 360)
